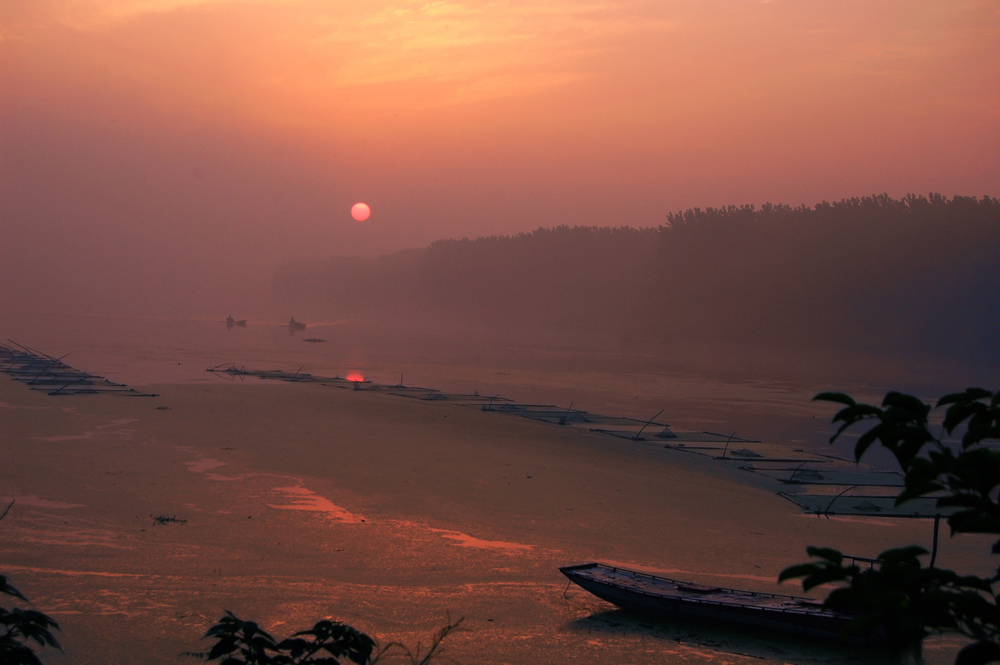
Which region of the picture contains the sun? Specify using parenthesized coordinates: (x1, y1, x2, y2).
(351, 202, 371, 221)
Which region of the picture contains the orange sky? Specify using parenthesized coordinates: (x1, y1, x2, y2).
(1, 1, 998, 315)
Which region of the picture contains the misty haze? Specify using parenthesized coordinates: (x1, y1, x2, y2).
(1, 2, 998, 664)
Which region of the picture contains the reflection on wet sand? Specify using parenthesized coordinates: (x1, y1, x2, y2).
(429, 528, 533, 552)
(184, 457, 239, 481)
(268, 486, 366, 523)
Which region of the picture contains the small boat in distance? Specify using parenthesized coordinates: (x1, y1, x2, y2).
(288, 317, 306, 331)
(226, 315, 247, 329)
(560, 562, 882, 646)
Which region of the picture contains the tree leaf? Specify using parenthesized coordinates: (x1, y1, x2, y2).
(882, 391, 931, 419)
(806, 546, 845, 564)
(778, 563, 822, 583)
(0, 575, 29, 603)
(854, 428, 882, 461)
(813, 392, 857, 407)
(938, 388, 992, 407)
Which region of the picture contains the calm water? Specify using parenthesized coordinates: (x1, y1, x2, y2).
(2, 309, 975, 462)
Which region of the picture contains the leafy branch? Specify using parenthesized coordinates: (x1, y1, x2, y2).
(187, 611, 464, 665)
(781, 388, 1000, 664)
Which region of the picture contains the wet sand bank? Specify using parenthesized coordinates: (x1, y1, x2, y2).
(0, 375, 981, 664)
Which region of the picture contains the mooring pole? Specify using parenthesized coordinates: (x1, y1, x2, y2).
(721, 431, 736, 459)
(634, 409, 664, 441)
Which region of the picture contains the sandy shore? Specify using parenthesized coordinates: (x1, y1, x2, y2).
(0, 375, 982, 664)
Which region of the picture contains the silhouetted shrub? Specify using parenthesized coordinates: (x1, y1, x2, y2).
(781, 388, 1000, 663)
(0, 574, 61, 665)
(187, 611, 463, 665)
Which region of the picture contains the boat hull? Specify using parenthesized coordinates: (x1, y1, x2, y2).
(561, 562, 882, 646)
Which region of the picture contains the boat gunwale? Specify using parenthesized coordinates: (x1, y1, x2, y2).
(560, 562, 843, 619)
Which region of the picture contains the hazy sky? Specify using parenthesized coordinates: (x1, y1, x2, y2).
(2, 0, 998, 316)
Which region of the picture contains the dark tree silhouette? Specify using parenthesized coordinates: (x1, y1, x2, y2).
(273, 194, 999, 370)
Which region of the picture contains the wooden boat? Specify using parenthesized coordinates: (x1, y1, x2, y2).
(561, 562, 882, 645)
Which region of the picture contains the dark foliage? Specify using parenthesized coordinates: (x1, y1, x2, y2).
(188, 611, 463, 665)
(0, 574, 61, 665)
(780, 388, 1000, 663)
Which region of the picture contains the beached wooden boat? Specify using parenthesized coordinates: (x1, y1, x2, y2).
(561, 562, 881, 645)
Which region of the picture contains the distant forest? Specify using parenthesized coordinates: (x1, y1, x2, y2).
(274, 194, 999, 368)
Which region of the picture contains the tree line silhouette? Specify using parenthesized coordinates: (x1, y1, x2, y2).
(274, 194, 998, 368)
